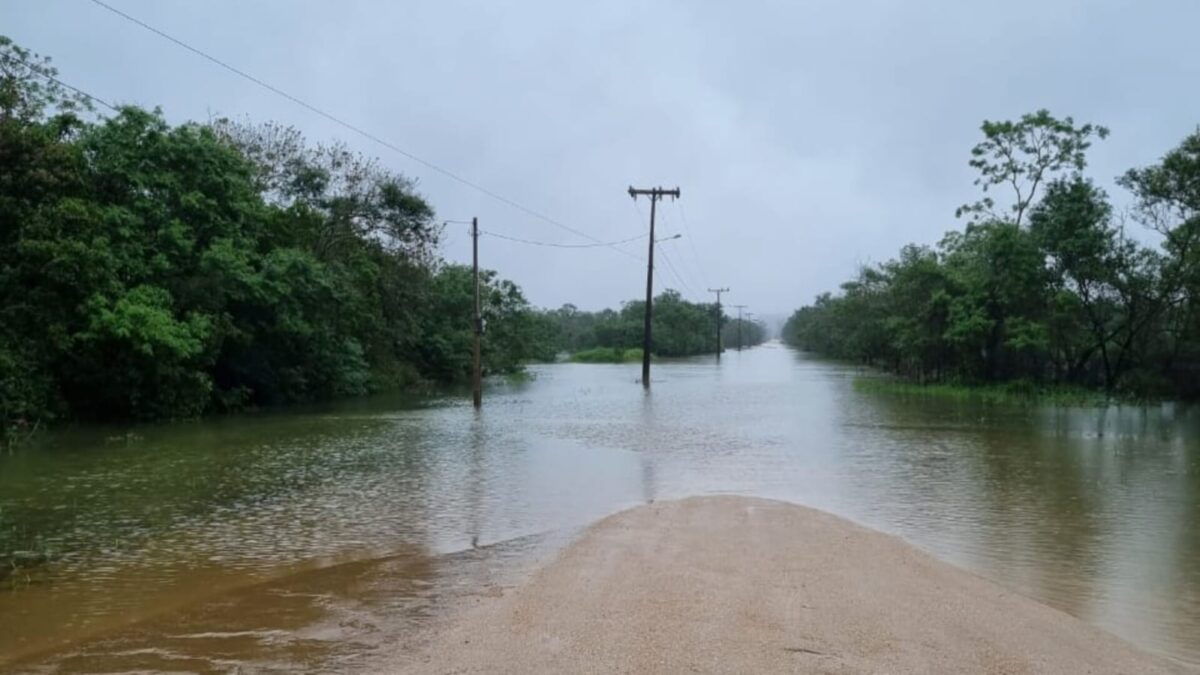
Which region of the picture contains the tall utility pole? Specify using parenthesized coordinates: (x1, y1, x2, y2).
(708, 287, 730, 358)
(628, 186, 681, 388)
(471, 217, 482, 409)
(731, 305, 748, 351)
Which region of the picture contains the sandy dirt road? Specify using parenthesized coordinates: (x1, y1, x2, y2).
(390, 496, 1194, 674)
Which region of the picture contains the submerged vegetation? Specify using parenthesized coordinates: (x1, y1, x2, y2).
(786, 110, 1200, 400)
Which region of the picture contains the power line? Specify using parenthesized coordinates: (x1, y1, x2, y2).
(655, 203, 703, 294)
(627, 199, 660, 262)
(481, 229, 647, 249)
(675, 201, 711, 288)
(670, 237, 702, 295)
(657, 194, 700, 291)
(87, 0, 639, 261)
(631, 199, 693, 297)
(22, 63, 117, 111)
(657, 242, 693, 296)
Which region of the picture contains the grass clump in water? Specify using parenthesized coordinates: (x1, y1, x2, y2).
(569, 347, 645, 364)
(853, 377, 1109, 405)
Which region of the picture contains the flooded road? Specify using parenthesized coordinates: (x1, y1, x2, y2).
(2, 343, 1198, 670)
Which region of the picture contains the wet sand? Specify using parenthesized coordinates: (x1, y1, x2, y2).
(391, 496, 1195, 674)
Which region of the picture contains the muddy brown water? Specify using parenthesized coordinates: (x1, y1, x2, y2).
(1, 342, 1197, 671)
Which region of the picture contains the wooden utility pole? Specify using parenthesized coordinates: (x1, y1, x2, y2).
(471, 217, 482, 408)
(732, 305, 748, 351)
(708, 287, 729, 358)
(628, 186, 681, 388)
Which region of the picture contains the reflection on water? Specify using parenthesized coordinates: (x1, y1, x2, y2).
(1, 343, 1197, 669)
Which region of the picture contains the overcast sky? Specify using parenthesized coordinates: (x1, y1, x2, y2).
(8, 0, 1200, 315)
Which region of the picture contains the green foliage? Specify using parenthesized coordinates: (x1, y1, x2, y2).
(640, 290, 716, 356)
(721, 318, 767, 349)
(787, 112, 1200, 400)
(416, 265, 545, 380)
(1119, 126, 1200, 396)
(0, 38, 550, 430)
(0, 35, 93, 122)
(957, 109, 1108, 227)
(537, 290, 724, 359)
(569, 347, 645, 363)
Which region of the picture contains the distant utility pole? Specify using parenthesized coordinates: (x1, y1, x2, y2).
(471, 217, 482, 409)
(708, 287, 730, 358)
(731, 305, 748, 351)
(628, 186, 681, 388)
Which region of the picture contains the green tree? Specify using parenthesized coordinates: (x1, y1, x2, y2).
(0, 37, 93, 426)
(1120, 129, 1200, 395)
(957, 109, 1108, 227)
(0, 36, 555, 429)
(878, 245, 955, 380)
(784, 114, 1200, 400)
(536, 290, 724, 359)
(721, 318, 766, 350)
(413, 265, 544, 381)
(941, 221, 1050, 380)
(1028, 178, 1160, 390)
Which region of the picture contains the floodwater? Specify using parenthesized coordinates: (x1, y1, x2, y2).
(1, 342, 1197, 671)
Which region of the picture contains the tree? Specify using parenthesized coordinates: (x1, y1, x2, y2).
(210, 118, 441, 262)
(957, 110, 1108, 227)
(0, 37, 93, 426)
(0, 35, 92, 123)
(1027, 178, 1160, 390)
(941, 221, 1049, 380)
(1119, 129, 1200, 395)
(784, 113, 1200, 400)
(879, 245, 955, 380)
(534, 291, 725, 359)
(721, 318, 767, 350)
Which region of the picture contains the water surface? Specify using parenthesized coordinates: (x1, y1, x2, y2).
(2, 343, 1197, 670)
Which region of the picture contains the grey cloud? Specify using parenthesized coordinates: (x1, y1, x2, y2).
(8, 0, 1199, 314)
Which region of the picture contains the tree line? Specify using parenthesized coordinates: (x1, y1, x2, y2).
(0, 38, 548, 429)
(784, 110, 1200, 399)
(722, 317, 766, 350)
(533, 290, 766, 361)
